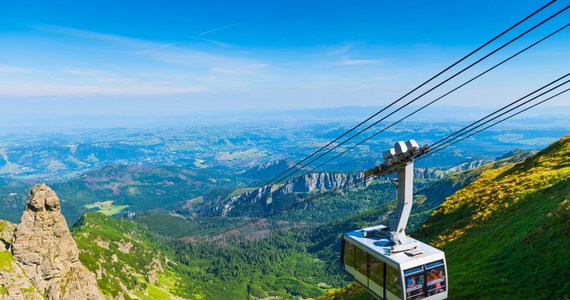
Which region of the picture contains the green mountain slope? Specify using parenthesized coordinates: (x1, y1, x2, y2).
(136, 211, 336, 299)
(416, 135, 570, 299)
(319, 135, 570, 299)
(55, 164, 242, 223)
(71, 212, 202, 299)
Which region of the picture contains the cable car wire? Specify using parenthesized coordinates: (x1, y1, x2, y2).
(299, 23, 569, 178)
(268, 6, 569, 184)
(190, 2, 566, 231)
(192, 79, 570, 244)
(259, 0, 557, 188)
(428, 76, 570, 154)
(422, 86, 570, 159)
(429, 73, 570, 150)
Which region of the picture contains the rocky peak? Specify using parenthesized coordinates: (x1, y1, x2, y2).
(26, 183, 61, 212)
(280, 172, 366, 193)
(218, 172, 367, 216)
(8, 183, 104, 300)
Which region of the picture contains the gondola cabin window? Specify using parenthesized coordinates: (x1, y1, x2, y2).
(343, 241, 355, 268)
(369, 255, 385, 296)
(386, 264, 402, 299)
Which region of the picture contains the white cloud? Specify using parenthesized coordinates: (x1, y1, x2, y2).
(64, 68, 135, 83)
(211, 67, 240, 74)
(322, 42, 360, 56)
(199, 21, 252, 37)
(0, 65, 32, 73)
(135, 43, 176, 54)
(17, 25, 279, 96)
(0, 83, 205, 97)
(36, 24, 141, 46)
(37, 24, 269, 73)
(333, 59, 382, 66)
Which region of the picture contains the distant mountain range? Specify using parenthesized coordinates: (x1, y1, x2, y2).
(2, 105, 569, 129)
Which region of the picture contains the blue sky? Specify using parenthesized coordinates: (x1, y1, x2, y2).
(1, 0, 569, 116)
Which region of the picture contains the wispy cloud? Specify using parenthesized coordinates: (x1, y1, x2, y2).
(136, 43, 175, 54)
(0, 83, 205, 97)
(36, 24, 141, 45)
(38, 25, 270, 74)
(332, 59, 383, 66)
(199, 21, 252, 37)
(211, 67, 240, 74)
(198, 37, 232, 48)
(0, 64, 32, 73)
(64, 68, 135, 83)
(322, 42, 360, 56)
(16, 24, 390, 100)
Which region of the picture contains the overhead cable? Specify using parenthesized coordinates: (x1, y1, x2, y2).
(271, 6, 569, 184)
(254, 0, 558, 188)
(193, 76, 570, 244)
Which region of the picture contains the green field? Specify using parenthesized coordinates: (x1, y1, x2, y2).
(84, 201, 128, 216)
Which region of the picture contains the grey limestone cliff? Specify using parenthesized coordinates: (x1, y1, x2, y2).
(219, 172, 367, 216)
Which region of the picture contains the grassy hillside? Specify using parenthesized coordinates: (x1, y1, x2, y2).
(73, 211, 336, 299)
(137, 212, 335, 299)
(416, 135, 570, 299)
(71, 212, 201, 299)
(319, 135, 570, 299)
(53, 164, 243, 223)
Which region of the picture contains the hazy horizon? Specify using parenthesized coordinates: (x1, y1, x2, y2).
(2, 0, 569, 117)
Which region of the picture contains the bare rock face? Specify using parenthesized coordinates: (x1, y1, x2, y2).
(0, 220, 15, 251)
(10, 184, 104, 300)
(218, 172, 368, 215)
(0, 220, 44, 300)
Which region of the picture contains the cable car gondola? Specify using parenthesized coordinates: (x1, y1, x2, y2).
(341, 140, 448, 300)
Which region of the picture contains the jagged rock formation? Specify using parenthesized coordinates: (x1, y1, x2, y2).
(446, 151, 536, 173)
(7, 184, 104, 300)
(241, 159, 296, 180)
(281, 172, 366, 193)
(0, 220, 15, 251)
(1, 219, 44, 300)
(414, 167, 445, 179)
(219, 172, 367, 215)
(445, 159, 491, 172)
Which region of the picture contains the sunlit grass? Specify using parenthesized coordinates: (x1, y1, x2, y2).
(84, 200, 128, 216)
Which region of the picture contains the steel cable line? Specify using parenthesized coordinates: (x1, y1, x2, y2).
(308, 84, 570, 240)
(428, 76, 570, 154)
(190, 2, 564, 230)
(193, 83, 569, 244)
(270, 5, 569, 184)
(422, 86, 570, 159)
(258, 0, 556, 188)
(299, 22, 569, 178)
(429, 73, 570, 150)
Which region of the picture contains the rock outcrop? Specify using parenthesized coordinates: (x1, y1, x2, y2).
(280, 172, 366, 193)
(218, 172, 367, 215)
(446, 159, 491, 172)
(8, 183, 104, 300)
(241, 159, 295, 180)
(1, 219, 44, 300)
(414, 167, 445, 179)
